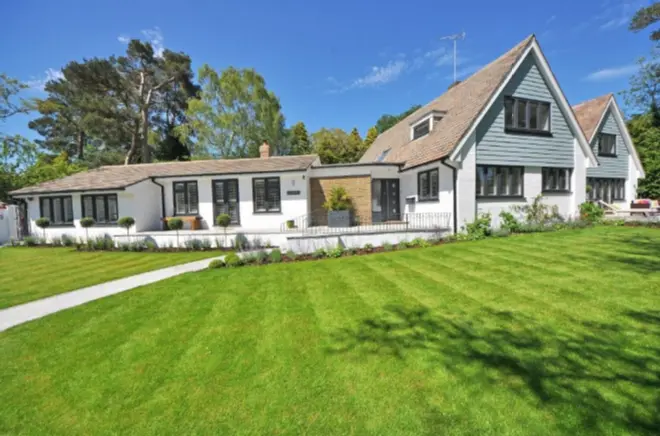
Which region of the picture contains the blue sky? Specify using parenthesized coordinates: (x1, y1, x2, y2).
(0, 0, 655, 141)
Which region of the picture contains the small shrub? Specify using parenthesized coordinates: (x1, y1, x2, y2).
(270, 248, 282, 263)
(579, 202, 604, 224)
(364, 243, 374, 252)
(513, 195, 561, 226)
(80, 217, 95, 241)
(242, 253, 259, 265)
(145, 239, 158, 251)
(328, 245, 344, 258)
(35, 217, 50, 239)
(201, 239, 212, 250)
(312, 248, 327, 259)
(214, 237, 222, 249)
(208, 259, 225, 269)
(346, 247, 358, 256)
(463, 213, 492, 240)
(499, 211, 521, 233)
(234, 233, 249, 251)
(417, 238, 431, 248)
(224, 252, 243, 268)
(255, 250, 270, 264)
(119, 242, 130, 252)
(24, 236, 39, 246)
(397, 241, 408, 250)
(50, 236, 62, 246)
(443, 233, 459, 243)
(409, 238, 424, 248)
(118, 216, 136, 240)
(285, 250, 297, 261)
(61, 234, 75, 247)
(286, 220, 295, 229)
(216, 213, 231, 247)
(265, 239, 272, 248)
(492, 228, 511, 238)
(602, 218, 625, 227)
(185, 239, 203, 251)
(323, 186, 353, 211)
(383, 242, 394, 252)
(168, 217, 184, 247)
(251, 237, 263, 249)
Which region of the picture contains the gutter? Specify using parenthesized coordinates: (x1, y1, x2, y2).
(439, 159, 458, 234)
(150, 178, 167, 230)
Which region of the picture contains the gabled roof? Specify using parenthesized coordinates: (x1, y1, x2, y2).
(10, 154, 318, 196)
(361, 34, 597, 170)
(360, 35, 535, 169)
(572, 94, 613, 142)
(573, 94, 646, 177)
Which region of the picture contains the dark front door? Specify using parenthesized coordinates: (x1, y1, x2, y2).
(212, 179, 240, 225)
(372, 179, 400, 223)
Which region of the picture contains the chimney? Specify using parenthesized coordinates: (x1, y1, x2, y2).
(259, 141, 270, 159)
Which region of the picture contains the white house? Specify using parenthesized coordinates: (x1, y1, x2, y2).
(9, 34, 644, 251)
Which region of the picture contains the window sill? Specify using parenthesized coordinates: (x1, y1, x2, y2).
(417, 197, 439, 203)
(542, 190, 572, 195)
(476, 195, 525, 201)
(598, 153, 617, 158)
(504, 127, 553, 137)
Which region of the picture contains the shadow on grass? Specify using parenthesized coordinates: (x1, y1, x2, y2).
(601, 232, 660, 274)
(327, 305, 660, 435)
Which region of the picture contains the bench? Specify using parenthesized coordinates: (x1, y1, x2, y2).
(163, 216, 202, 230)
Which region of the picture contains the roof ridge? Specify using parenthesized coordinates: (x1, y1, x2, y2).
(99, 154, 319, 170)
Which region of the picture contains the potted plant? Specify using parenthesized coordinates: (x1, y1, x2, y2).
(80, 217, 95, 243)
(323, 186, 353, 228)
(168, 217, 184, 248)
(216, 213, 231, 248)
(118, 216, 135, 244)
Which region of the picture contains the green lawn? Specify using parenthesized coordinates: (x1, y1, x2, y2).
(1, 227, 659, 435)
(0, 248, 224, 308)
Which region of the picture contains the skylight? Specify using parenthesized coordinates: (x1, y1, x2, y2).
(376, 148, 391, 162)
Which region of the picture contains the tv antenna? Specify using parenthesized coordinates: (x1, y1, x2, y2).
(441, 32, 466, 83)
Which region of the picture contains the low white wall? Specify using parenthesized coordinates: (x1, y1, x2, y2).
(114, 231, 290, 250)
(0, 205, 19, 244)
(286, 230, 449, 254)
(400, 162, 454, 225)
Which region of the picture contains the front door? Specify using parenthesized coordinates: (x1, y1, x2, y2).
(212, 179, 240, 225)
(372, 179, 400, 223)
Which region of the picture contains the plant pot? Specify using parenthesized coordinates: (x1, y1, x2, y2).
(327, 210, 352, 228)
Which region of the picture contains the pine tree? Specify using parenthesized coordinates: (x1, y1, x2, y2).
(364, 126, 378, 149)
(346, 127, 364, 162)
(289, 121, 311, 155)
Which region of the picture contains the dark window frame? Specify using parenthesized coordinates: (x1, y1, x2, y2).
(504, 96, 552, 136)
(172, 181, 199, 216)
(39, 196, 74, 226)
(412, 119, 430, 140)
(252, 177, 281, 214)
(587, 177, 625, 202)
(476, 165, 525, 198)
(417, 168, 439, 201)
(598, 133, 617, 157)
(81, 194, 119, 225)
(212, 178, 240, 225)
(542, 167, 572, 193)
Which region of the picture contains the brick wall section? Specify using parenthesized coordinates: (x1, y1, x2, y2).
(310, 176, 372, 225)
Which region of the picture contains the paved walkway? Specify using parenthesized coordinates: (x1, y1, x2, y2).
(0, 255, 228, 332)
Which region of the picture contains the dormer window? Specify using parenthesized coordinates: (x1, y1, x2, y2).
(409, 110, 445, 141)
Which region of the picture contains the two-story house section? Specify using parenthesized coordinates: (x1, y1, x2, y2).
(573, 94, 645, 207)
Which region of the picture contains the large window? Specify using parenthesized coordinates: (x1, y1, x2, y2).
(40, 196, 73, 225)
(504, 97, 551, 133)
(587, 178, 625, 202)
(598, 133, 616, 156)
(476, 166, 523, 197)
(418, 168, 439, 201)
(542, 168, 572, 192)
(212, 179, 240, 225)
(253, 177, 281, 213)
(412, 119, 430, 140)
(82, 194, 119, 224)
(173, 181, 199, 215)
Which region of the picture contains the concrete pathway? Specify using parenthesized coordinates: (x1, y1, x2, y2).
(0, 254, 229, 332)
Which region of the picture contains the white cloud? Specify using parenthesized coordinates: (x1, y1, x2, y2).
(600, 16, 629, 30)
(117, 34, 130, 44)
(25, 68, 64, 90)
(141, 27, 165, 57)
(585, 64, 638, 81)
(351, 60, 407, 88)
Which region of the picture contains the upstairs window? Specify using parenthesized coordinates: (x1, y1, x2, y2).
(542, 168, 572, 192)
(598, 133, 616, 156)
(412, 119, 430, 140)
(418, 168, 439, 201)
(40, 196, 74, 225)
(173, 181, 199, 215)
(504, 97, 550, 133)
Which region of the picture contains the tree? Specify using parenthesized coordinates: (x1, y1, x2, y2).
(1, 73, 28, 120)
(622, 49, 660, 116)
(216, 213, 231, 248)
(364, 126, 379, 149)
(312, 128, 350, 164)
(177, 65, 286, 158)
(627, 113, 660, 198)
(80, 217, 95, 243)
(35, 217, 50, 240)
(117, 40, 194, 164)
(630, 2, 660, 40)
(167, 217, 184, 248)
(0, 135, 38, 201)
(375, 104, 421, 134)
(19, 152, 86, 190)
(118, 216, 136, 241)
(289, 121, 312, 155)
(346, 127, 365, 162)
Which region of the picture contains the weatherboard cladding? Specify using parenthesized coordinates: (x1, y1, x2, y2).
(476, 54, 575, 168)
(587, 109, 629, 178)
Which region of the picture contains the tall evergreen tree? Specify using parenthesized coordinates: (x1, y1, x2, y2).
(289, 121, 312, 155)
(364, 126, 379, 149)
(346, 127, 364, 162)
